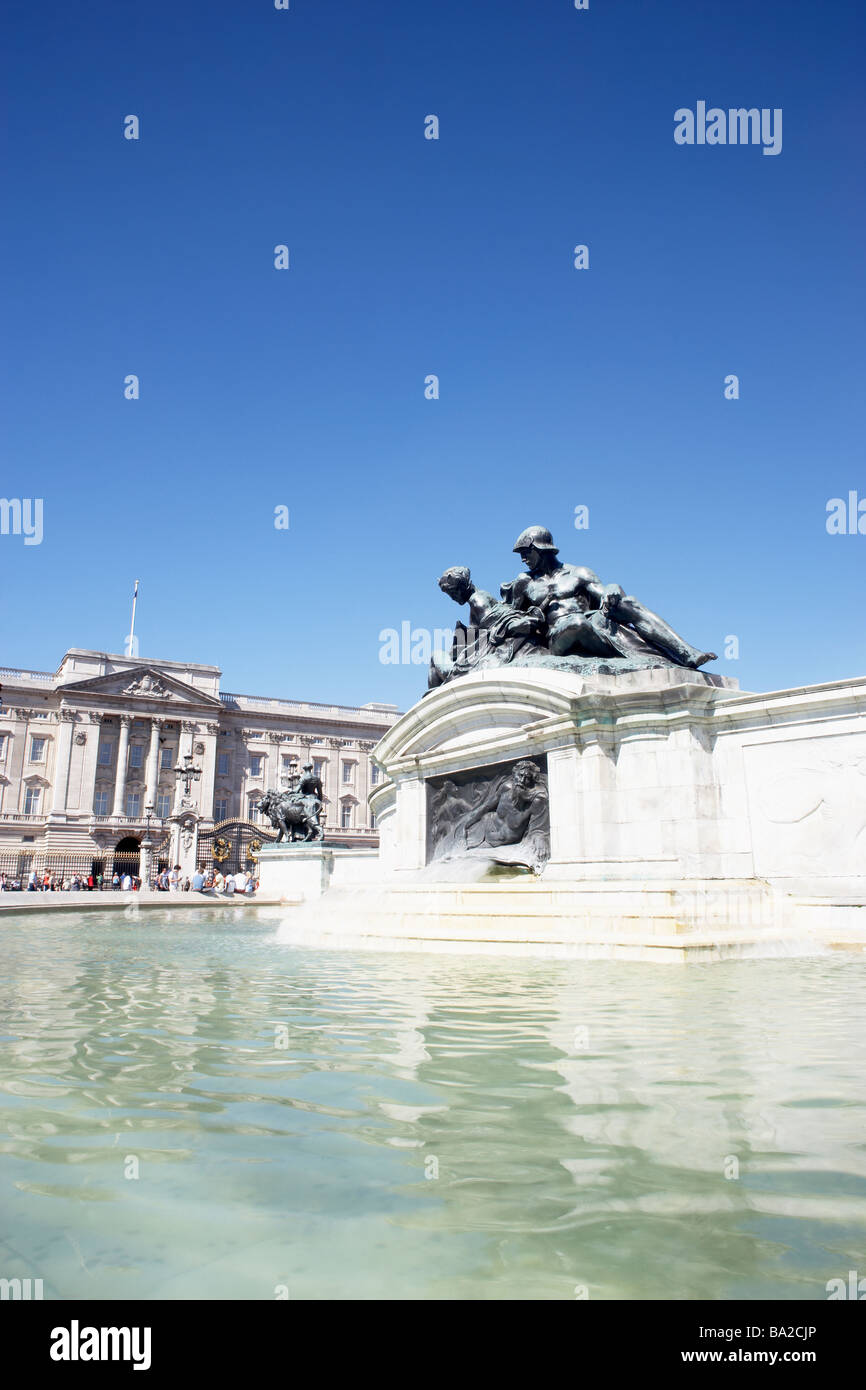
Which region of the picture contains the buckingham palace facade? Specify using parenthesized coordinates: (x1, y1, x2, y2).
(0, 648, 400, 881)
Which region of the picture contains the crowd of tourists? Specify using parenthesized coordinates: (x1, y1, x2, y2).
(0, 866, 258, 896)
(1, 869, 123, 893)
(155, 866, 257, 896)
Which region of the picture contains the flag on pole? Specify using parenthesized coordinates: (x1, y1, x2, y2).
(125, 580, 140, 657)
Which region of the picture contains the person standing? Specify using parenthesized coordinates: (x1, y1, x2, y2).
(168, 864, 181, 892)
(121, 872, 132, 891)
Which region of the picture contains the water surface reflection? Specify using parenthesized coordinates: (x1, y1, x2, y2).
(0, 910, 863, 1299)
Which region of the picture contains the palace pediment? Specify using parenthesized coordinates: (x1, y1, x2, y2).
(60, 665, 222, 708)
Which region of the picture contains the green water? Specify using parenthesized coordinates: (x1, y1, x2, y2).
(0, 909, 864, 1300)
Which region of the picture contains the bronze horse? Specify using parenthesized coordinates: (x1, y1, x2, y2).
(259, 788, 323, 843)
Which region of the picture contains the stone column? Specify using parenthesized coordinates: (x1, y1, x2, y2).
(50, 709, 76, 815)
(139, 832, 153, 888)
(144, 717, 163, 810)
(174, 721, 197, 813)
(198, 722, 220, 822)
(546, 743, 583, 866)
(394, 774, 427, 872)
(112, 715, 132, 816)
(82, 712, 105, 814)
(571, 736, 619, 869)
(177, 817, 199, 879)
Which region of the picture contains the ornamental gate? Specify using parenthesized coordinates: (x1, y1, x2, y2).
(196, 820, 277, 877)
(0, 837, 171, 889)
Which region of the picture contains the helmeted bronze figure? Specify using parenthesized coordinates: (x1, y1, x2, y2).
(429, 526, 717, 687)
(507, 525, 716, 668)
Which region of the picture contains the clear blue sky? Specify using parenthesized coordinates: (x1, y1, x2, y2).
(2, 0, 864, 709)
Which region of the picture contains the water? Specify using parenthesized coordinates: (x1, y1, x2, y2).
(0, 908, 864, 1301)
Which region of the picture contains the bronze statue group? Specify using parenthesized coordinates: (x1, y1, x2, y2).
(430, 525, 717, 687)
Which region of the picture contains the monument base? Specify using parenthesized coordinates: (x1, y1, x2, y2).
(257, 844, 381, 902)
(263, 667, 866, 963)
(267, 877, 866, 962)
(370, 667, 866, 895)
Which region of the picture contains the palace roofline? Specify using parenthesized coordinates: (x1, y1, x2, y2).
(0, 649, 401, 721)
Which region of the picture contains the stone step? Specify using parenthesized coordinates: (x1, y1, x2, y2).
(316, 880, 786, 928)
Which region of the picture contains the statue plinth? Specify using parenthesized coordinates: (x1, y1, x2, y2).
(257, 843, 334, 901)
(257, 842, 381, 902)
(373, 667, 744, 881)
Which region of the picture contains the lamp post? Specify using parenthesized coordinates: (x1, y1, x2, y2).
(172, 753, 202, 879)
(174, 752, 203, 800)
(280, 756, 300, 794)
(140, 802, 155, 889)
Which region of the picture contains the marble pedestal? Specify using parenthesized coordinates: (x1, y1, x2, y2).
(257, 844, 334, 901)
(257, 843, 381, 902)
(369, 667, 866, 897)
(273, 665, 866, 959)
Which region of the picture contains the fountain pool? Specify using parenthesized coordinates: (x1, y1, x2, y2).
(1, 907, 864, 1300)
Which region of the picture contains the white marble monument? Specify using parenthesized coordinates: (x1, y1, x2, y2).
(261, 666, 866, 961)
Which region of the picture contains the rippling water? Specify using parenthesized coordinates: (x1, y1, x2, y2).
(0, 908, 864, 1300)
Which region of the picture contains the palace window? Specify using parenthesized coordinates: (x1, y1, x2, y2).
(214, 797, 229, 822)
(156, 792, 172, 818)
(29, 737, 46, 763)
(0, 734, 6, 759)
(98, 741, 113, 766)
(370, 811, 376, 829)
(340, 803, 353, 829)
(129, 744, 144, 769)
(160, 747, 174, 770)
(313, 758, 326, 779)
(250, 755, 263, 777)
(93, 788, 110, 816)
(217, 752, 230, 776)
(342, 762, 354, 784)
(126, 792, 141, 818)
(370, 765, 379, 785)
(248, 798, 261, 822)
(24, 786, 41, 814)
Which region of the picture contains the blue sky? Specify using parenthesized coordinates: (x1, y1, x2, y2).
(2, 0, 864, 709)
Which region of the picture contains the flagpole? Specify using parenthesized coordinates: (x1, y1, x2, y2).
(126, 580, 140, 657)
